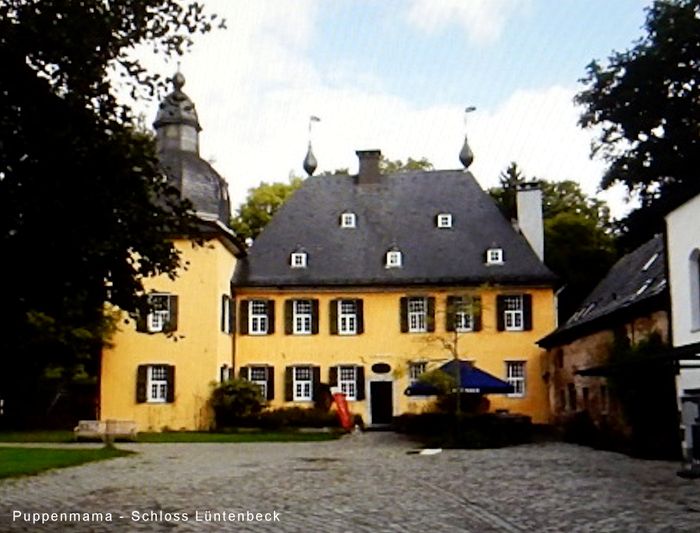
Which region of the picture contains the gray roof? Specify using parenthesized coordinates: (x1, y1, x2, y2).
(538, 234, 667, 347)
(233, 170, 556, 287)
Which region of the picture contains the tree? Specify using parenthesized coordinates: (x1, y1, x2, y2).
(0, 0, 220, 426)
(576, 0, 700, 249)
(488, 164, 617, 320)
(379, 156, 433, 173)
(230, 177, 304, 242)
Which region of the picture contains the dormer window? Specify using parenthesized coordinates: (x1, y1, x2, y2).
(386, 249, 402, 268)
(290, 251, 307, 268)
(340, 212, 356, 228)
(642, 253, 659, 272)
(436, 213, 453, 228)
(486, 248, 504, 265)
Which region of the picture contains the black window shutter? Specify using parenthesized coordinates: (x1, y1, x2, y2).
(267, 300, 276, 334)
(239, 300, 249, 335)
(356, 299, 365, 334)
(523, 294, 533, 330)
(284, 366, 293, 401)
(228, 297, 235, 334)
(446, 296, 457, 332)
(219, 365, 227, 382)
(329, 299, 339, 335)
(136, 365, 148, 403)
(427, 297, 436, 332)
(496, 295, 506, 331)
(239, 367, 250, 380)
(329, 366, 338, 387)
(136, 298, 148, 333)
(166, 365, 175, 403)
(311, 299, 320, 334)
(284, 300, 294, 335)
(165, 295, 178, 332)
(473, 296, 482, 331)
(400, 297, 408, 332)
(312, 366, 321, 397)
(220, 295, 227, 332)
(266, 366, 275, 400)
(356, 366, 366, 400)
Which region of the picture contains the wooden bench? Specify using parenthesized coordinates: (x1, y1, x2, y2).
(74, 420, 137, 441)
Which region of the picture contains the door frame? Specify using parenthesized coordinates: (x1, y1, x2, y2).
(368, 378, 394, 426)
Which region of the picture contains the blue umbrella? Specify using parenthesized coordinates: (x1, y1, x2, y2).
(404, 359, 514, 396)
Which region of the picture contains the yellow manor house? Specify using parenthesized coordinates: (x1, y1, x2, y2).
(101, 75, 557, 430)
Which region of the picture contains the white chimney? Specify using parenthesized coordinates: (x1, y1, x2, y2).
(516, 182, 544, 261)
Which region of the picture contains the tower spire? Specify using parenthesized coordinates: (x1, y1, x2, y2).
(459, 106, 476, 169)
(303, 115, 320, 176)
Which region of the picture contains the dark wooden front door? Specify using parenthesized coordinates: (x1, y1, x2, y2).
(370, 381, 393, 425)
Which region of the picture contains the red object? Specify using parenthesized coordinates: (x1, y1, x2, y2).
(333, 393, 353, 430)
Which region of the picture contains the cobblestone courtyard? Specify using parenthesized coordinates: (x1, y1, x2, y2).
(1, 432, 699, 532)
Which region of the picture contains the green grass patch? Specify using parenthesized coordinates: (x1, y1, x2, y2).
(0, 447, 132, 479)
(0, 431, 75, 443)
(136, 431, 342, 443)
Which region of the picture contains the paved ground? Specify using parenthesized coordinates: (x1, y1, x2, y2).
(1, 432, 699, 532)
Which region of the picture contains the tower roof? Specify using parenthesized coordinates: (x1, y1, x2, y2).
(153, 72, 201, 131)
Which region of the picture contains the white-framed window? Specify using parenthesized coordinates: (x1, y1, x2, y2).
(249, 300, 269, 335)
(219, 365, 232, 383)
(506, 361, 526, 398)
(437, 213, 453, 228)
(504, 295, 524, 331)
(291, 252, 307, 268)
(221, 295, 233, 334)
(454, 297, 474, 332)
(293, 300, 313, 335)
(408, 297, 427, 332)
(147, 365, 169, 403)
(147, 294, 171, 333)
(249, 366, 268, 399)
(340, 212, 356, 228)
(386, 250, 402, 268)
(338, 300, 357, 335)
(409, 361, 427, 383)
(293, 366, 313, 401)
(338, 366, 357, 400)
(486, 248, 504, 265)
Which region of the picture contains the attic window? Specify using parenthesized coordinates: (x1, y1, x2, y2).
(436, 213, 453, 228)
(642, 253, 659, 272)
(290, 252, 307, 268)
(386, 250, 402, 268)
(486, 248, 504, 265)
(636, 279, 653, 296)
(340, 212, 356, 228)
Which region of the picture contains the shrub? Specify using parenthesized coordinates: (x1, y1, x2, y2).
(210, 379, 266, 429)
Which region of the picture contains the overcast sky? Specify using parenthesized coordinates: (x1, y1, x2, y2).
(130, 0, 650, 218)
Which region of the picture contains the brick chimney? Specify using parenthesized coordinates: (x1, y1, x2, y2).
(516, 181, 544, 261)
(356, 150, 381, 185)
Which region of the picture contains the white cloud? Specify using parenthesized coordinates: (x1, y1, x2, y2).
(406, 0, 530, 45)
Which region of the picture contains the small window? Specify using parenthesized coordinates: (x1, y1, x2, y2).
(407, 297, 427, 332)
(636, 279, 653, 296)
(338, 366, 357, 400)
(503, 295, 524, 331)
(506, 361, 526, 398)
(486, 248, 504, 265)
(642, 253, 659, 272)
(409, 361, 427, 383)
(338, 300, 358, 335)
(340, 212, 356, 228)
(386, 250, 402, 268)
(437, 213, 453, 228)
(220, 365, 232, 383)
(293, 300, 313, 335)
(290, 252, 307, 268)
(147, 365, 169, 403)
(249, 300, 269, 335)
(293, 366, 313, 401)
(249, 366, 269, 399)
(453, 297, 474, 332)
(147, 294, 171, 333)
(221, 295, 233, 334)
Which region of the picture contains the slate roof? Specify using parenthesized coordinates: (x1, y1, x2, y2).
(538, 234, 667, 348)
(232, 170, 556, 287)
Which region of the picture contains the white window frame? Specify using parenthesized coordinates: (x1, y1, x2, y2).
(293, 300, 313, 335)
(408, 297, 427, 333)
(221, 295, 232, 334)
(486, 248, 504, 265)
(338, 300, 358, 335)
(293, 366, 313, 401)
(506, 361, 526, 398)
(249, 366, 268, 399)
(291, 252, 307, 268)
(147, 365, 169, 403)
(386, 250, 402, 268)
(338, 366, 357, 400)
(503, 295, 524, 331)
(409, 361, 427, 383)
(454, 297, 474, 332)
(437, 213, 453, 228)
(147, 294, 170, 333)
(340, 212, 356, 228)
(249, 300, 269, 335)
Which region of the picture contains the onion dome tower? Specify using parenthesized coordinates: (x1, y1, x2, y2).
(153, 71, 231, 222)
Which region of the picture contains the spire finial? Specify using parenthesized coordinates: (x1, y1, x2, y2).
(459, 106, 476, 169)
(303, 116, 321, 176)
(173, 63, 185, 91)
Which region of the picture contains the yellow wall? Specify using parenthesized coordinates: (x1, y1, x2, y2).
(235, 286, 555, 424)
(101, 237, 237, 431)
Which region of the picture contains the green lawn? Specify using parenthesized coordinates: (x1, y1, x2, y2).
(0, 447, 132, 479)
(0, 431, 75, 443)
